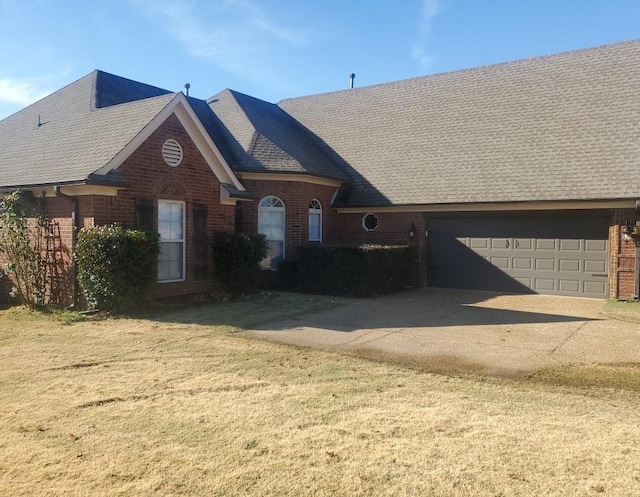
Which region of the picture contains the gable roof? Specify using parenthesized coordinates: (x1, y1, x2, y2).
(0, 71, 245, 194)
(207, 89, 348, 182)
(279, 39, 640, 207)
(0, 71, 177, 188)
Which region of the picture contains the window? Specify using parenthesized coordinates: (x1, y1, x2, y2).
(362, 213, 379, 232)
(258, 196, 285, 270)
(158, 200, 185, 282)
(308, 199, 322, 242)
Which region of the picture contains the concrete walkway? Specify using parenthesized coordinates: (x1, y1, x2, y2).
(249, 288, 640, 376)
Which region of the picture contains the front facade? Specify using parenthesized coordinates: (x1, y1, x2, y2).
(1, 40, 639, 304)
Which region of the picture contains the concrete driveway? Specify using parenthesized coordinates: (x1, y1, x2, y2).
(249, 288, 640, 377)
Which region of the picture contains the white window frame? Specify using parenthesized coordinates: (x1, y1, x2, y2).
(308, 199, 322, 242)
(158, 200, 186, 283)
(362, 213, 379, 232)
(258, 196, 285, 270)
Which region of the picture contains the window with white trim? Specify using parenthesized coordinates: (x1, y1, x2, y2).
(258, 196, 285, 270)
(308, 199, 322, 242)
(362, 213, 379, 232)
(158, 200, 185, 282)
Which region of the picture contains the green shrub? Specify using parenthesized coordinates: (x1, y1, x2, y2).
(0, 190, 49, 308)
(212, 232, 268, 295)
(276, 259, 298, 289)
(297, 244, 416, 297)
(75, 225, 159, 311)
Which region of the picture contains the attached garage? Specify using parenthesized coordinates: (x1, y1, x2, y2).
(427, 213, 609, 298)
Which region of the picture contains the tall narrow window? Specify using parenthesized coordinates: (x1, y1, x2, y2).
(308, 199, 322, 242)
(158, 200, 185, 282)
(258, 196, 285, 270)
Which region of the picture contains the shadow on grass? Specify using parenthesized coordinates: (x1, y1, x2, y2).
(130, 292, 343, 330)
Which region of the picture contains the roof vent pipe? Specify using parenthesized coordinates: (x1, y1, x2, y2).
(184, 83, 190, 97)
(349, 73, 355, 89)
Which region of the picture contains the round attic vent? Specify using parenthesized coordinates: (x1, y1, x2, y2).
(162, 139, 183, 167)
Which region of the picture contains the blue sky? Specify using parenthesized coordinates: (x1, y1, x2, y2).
(1, 0, 640, 120)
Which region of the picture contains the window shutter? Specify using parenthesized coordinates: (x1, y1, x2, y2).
(135, 198, 154, 230)
(193, 204, 208, 280)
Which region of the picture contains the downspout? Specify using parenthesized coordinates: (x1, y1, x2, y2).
(635, 200, 640, 301)
(53, 187, 79, 307)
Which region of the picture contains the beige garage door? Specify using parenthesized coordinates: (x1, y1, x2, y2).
(427, 215, 609, 297)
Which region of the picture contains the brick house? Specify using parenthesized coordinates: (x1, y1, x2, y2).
(0, 39, 639, 304)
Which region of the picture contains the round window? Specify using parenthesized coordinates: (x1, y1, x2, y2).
(362, 213, 379, 232)
(162, 139, 183, 167)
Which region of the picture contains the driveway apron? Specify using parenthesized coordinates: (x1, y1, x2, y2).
(249, 288, 640, 376)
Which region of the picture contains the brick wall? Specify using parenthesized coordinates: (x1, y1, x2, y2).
(611, 208, 639, 299)
(237, 179, 340, 259)
(35, 113, 236, 305)
(107, 114, 235, 299)
(335, 211, 426, 286)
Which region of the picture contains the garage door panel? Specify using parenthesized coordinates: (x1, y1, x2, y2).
(428, 215, 608, 298)
(534, 278, 555, 291)
(584, 280, 606, 295)
(514, 238, 533, 250)
(491, 239, 510, 249)
(513, 258, 532, 269)
(585, 260, 606, 273)
(470, 238, 488, 249)
(491, 256, 510, 269)
(536, 259, 556, 270)
(560, 239, 581, 251)
(586, 240, 607, 252)
(559, 259, 580, 272)
(559, 279, 581, 293)
(536, 239, 557, 250)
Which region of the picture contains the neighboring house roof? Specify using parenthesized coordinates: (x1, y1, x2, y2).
(279, 39, 640, 207)
(207, 89, 349, 182)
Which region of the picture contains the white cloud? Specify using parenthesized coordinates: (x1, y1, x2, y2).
(412, 0, 440, 70)
(130, 0, 311, 84)
(0, 77, 51, 107)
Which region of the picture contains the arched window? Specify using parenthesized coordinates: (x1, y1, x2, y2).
(308, 199, 322, 242)
(258, 196, 285, 270)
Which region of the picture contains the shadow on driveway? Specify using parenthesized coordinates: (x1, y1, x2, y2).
(259, 288, 600, 333)
(249, 288, 640, 377)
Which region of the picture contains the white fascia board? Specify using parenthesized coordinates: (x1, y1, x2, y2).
(172, 94, 245, 192)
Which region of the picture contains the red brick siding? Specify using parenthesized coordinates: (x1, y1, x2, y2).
(611, 208, 639, 299)
(238, 179, 341, 259)
(35, 114, 235, 305)
(334, 211, 426, 286)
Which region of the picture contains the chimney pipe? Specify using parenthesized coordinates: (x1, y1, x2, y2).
(349, 73, 355, 89)
(184, 83, 191, 97)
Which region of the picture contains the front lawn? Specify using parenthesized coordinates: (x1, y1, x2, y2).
(1, 293, 639, 496)
(602, 298, 640, 324)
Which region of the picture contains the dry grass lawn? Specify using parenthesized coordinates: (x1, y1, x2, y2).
(1, 293, 639, 496)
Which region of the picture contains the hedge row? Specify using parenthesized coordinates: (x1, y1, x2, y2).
(296, 244, 416, 297)
(211, 231, 268, 295)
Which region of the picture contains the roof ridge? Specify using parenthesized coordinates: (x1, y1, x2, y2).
(279, 38, 640, 105)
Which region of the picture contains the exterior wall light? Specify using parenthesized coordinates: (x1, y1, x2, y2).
(622, 221, 639, 245)
(408, 222, 416, 240)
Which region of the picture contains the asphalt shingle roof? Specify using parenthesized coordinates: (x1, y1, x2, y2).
(0, 71, 177, 188)
(279, 39, 640, 207)
(207, 89, 349, 181)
